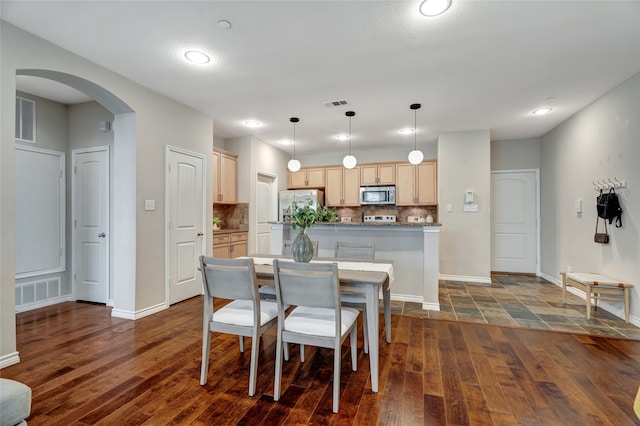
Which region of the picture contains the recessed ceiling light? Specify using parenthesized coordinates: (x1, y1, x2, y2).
(419, 0, 452, 17)
(279, 139, 293, 145)
(532, 107, 553, 116)
(336, 134, 349, 141)
(244, 120, 261, 128)
(218, 20, 232, 29)
(184, 50, 210, 64)
(399, 128, 415, 135)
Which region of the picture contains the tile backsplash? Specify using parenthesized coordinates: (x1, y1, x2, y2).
(333, 205, 438, 223)
(213, 203, 249, 229)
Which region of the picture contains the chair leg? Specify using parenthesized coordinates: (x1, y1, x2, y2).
(239, 336, 244, 353)
(361, 306, 369, 354)
(200, 331, 211, 385)
(249, 332, 259, 396)
(350, 324, 357, 371)
(284, 342, 290, 361)
(333, 343, 341, 413)
(300, 344, 305, 362)
(274, 332, 283, 401)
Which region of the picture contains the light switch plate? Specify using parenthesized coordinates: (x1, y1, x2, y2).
(463, 204, 479, 212)
(144, 199, 156, 211)
(447, 203, 453, 212)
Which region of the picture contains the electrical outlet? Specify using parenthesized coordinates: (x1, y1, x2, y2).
(447, 203, 453, 212)
(144, 199, 156, 211)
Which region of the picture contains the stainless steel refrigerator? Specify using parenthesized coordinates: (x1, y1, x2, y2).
(278, 189, 324, 222)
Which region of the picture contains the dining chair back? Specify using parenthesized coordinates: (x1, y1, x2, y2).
(272, 259, 358, 413)
(334, 242, 375, 353)
(335, 241, 375, 259)
(199, 256, 279, 396)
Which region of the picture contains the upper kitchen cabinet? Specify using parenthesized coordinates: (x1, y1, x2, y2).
(395, 160, 437, 206)
(287, 167, 325, 189)
(360, 163, 395, 186)
(325, 166, 360, 207)
(212, 148, 237, 204)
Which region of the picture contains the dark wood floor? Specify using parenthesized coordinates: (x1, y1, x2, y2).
(3, 296, 640, 425)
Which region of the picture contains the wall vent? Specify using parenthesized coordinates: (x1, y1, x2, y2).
(16, 276, 67, 312)
(324, 99, 350, 108)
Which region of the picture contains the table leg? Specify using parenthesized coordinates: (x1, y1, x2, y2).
(383, 280, 391, 343)
(585, 285, 592, 319)
(366, 285, 379, 393)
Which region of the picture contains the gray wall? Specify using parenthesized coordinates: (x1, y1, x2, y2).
(491, 137, 541, 171)
(540, 73, 639, 321)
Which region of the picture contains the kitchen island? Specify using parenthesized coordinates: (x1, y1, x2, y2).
(270, 222, 440, 310)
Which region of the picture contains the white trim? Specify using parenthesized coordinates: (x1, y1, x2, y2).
(14, 145, 65, 279)
(490, 168, 541, 275)
(390, 293, 424, 304)
(439, 274, 492, 284)
(540, 272, 560, 285)
(0, 352, 21, 369)
(165, 145, 207, 306)
(111, 302, 169, 320)
(15, 295, 72, 313)
(71, 146, 110, 304)
(422, 301, 440, 311)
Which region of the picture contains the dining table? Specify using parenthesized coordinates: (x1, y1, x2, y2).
(246, 254, 393, 393)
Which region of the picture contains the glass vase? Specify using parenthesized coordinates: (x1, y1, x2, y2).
(292, 230, 314, 263)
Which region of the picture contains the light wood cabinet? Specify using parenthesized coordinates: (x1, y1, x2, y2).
(212, 231, 248, 258)
(395, 160, 437, 206)
(212, 148, 237, 204)
(360, 163, 395, 186)
(287, 167, 325, 189)
(325, 166, 360, 207)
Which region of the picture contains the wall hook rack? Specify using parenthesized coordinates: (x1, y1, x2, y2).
(593, 177, 627, 191)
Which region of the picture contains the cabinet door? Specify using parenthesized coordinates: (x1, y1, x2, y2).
(219, 153, 237, 204)
(360, 165, 378, 186)
(417, 161, 437, 205)
(325, 167, 343, 206)
(212, 150, 220, 203)
(306, 168, 325, 188)
(343, 167, 361, 206)
(377, 164, 396, 185)
(230, 242, 248, 258)
(395, 163, 416, 206)
(288, 170, 307, 188)
(213, 245, 230, 258)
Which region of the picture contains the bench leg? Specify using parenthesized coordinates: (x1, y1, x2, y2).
(585, 285, 592, 320)
(625, 287, 631, 323)
(561, 273, 567, 303)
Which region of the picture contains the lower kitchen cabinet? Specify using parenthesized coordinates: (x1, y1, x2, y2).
(212, 231, 248, 258)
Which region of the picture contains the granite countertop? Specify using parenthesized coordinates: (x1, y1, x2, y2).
(212, 227, 249, 234)
(274, 221, 441, 227)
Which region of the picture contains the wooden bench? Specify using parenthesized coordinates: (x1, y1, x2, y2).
(561, 272, 633, 323)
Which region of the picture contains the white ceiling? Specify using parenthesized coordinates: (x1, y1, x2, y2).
(3, 1, 640, 155)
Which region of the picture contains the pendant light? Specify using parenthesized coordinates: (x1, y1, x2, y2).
(287, 117, 301, 172)
(408, 104, 424, 165)
(342, 111, 357, 169)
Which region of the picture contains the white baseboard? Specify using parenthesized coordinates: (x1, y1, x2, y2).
(111, 302, 169, 320)
(107, 298, 115, 307)
(422, 301, 440, 311)
(439, 274, 492, 284)
(0, 352, 20, 369)
(540, 272, 560, 286)
(15, 295, 72, 313)
(390, 293, 424, 304)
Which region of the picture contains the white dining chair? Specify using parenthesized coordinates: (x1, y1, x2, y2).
(335, 241, 375, 354)
(272, 259, 359, 413)
(199, 256, 279, 396)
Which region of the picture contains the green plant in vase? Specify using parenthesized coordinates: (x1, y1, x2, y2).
(212, 217, 221, 231)
(289, 201, 337, 262)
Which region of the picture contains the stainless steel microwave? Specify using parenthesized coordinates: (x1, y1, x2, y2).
(360, 185, 396, 205)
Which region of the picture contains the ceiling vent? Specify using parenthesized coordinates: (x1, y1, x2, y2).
(324, 99, 350, 108)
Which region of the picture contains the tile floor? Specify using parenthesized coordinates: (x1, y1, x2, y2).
(391, 274, 640, 339)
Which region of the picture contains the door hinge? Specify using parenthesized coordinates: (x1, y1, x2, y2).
(73, 273, 77, 281)
(168, 164, 171, 173)
(60, 170, 63, 178)
(74, 219, 77, 228)
(59, 247, 63, 257)
(74, 166, 77, 175)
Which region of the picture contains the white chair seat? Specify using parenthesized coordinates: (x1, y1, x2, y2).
(285, 306, 359, 337)
(212, 299, 278, 327)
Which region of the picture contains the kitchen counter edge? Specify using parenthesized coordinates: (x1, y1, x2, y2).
(270, 221, 441, 227)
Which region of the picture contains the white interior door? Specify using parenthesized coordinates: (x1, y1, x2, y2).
(167, 148, 204, 305)
(491, 170, 538, 273)
(256, 173, 277, 254)
(73, 147, 109, 303)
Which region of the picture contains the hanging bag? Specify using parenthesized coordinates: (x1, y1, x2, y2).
(594, 215, 609, 244)
(597, 187, 623, 228)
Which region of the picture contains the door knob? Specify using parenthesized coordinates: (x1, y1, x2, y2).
(98, 233, 106, 238)
(197, 232, 204, 236)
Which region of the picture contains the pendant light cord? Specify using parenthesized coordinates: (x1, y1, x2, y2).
(414, 108, 417, 151)
(348, 116, 352, 155)
(293, 122, 296, 159)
